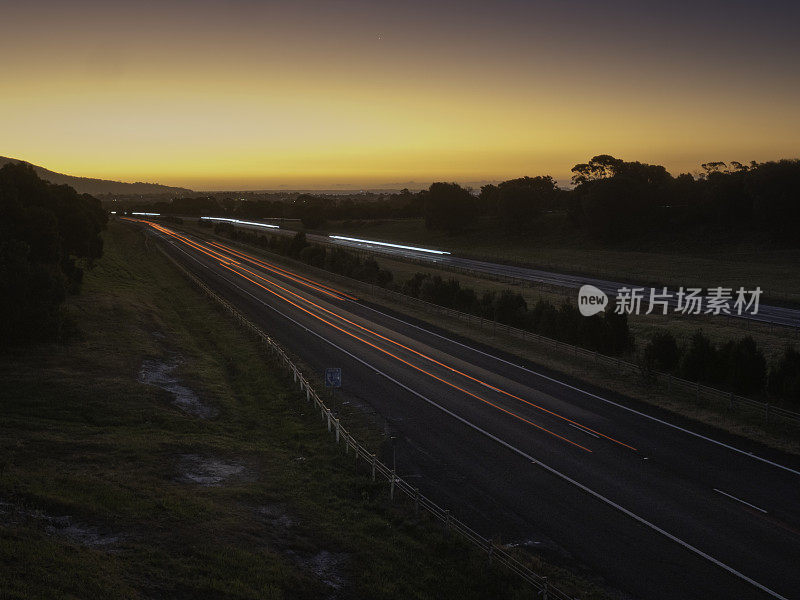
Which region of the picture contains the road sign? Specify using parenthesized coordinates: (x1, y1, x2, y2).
(324, 368, 342, 388)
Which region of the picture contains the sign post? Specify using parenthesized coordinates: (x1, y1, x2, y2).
(324, 368, 342, 412)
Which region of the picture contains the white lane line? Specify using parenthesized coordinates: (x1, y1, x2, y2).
(356, 302, 800, 478)
(158, 236, 788, 600)
(569, 423, 599, 438)
(714, 489, 768, 514)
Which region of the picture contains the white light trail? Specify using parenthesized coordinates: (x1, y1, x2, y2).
(132, 212, 160, 216)
(200, 217, 279, 229)
(329, 235, 450, 255)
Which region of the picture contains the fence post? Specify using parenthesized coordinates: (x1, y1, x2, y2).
(327, 409, 331, 431)
(335, 418, 340, 443)
(542, 577, 548, 600)
(390, 470, 395, 501)
(414, 488, 420, 516)
(371, 454, 376, 481)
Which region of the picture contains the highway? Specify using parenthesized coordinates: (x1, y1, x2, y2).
(212, 219, 800, 328)
(130, 218, 800, 600)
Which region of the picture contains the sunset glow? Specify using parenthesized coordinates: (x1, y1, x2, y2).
(3, 0, 798, 189)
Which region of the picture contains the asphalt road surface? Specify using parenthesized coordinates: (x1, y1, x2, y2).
(130, 218, 800, 600)
(213, 219, 799, 328)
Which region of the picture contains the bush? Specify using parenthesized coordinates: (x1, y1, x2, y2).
(643, 330, 680, 373)
(680, 330, 720, 384)
(0, 163, 106, 345)
(718, 336, 766, 395)
(768, 347, 800, 406)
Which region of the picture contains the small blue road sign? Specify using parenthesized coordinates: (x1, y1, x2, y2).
(324, 368, 342, 388)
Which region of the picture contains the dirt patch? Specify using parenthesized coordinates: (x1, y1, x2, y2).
(257, 504, 293, 530)
(285, 548, 348, 597)
(308, 550, 348, 591)
(0, 500, 121, 548)
(138, 355, 217, 419)
(175, 454, 251, 486)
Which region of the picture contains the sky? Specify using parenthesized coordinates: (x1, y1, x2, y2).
(2, 0, 798, 190)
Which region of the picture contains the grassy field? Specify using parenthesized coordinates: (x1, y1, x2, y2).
(316, 217, 800, 303)
(183, 219, 798, 369)
(185, 224, 800, 455)
(0, 221, 619, 600)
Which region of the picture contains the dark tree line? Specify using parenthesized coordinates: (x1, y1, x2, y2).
(0, 163, 107, 345)
(126, 154, 800, 245)
(211, 224, 394, 287)
(212, 223, 800, 404)
(568, 155, 800, 243)
(644, 329, 800, 405)
(212, 225, 635, 357)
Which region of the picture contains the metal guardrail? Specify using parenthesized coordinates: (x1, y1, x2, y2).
(150, 236, 577, 600)
(237, 225, 800, 332)
(203, 228, 800, 430)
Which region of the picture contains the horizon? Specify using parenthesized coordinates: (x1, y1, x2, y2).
(2, 0, 799, 189)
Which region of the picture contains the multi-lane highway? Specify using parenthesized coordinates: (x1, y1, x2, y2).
(209, 218, 800, 328)
(129, 218, 800, 600)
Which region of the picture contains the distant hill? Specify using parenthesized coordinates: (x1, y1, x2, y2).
(0, 156, 193, 196)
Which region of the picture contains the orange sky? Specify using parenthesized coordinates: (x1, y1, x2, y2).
(2, 1, 798, 190)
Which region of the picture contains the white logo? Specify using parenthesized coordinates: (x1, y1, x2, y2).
(578, 285, 608, 316)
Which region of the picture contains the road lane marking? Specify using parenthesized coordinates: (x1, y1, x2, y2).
(357, 302, 800, 478)
(713, 489, 768, 514)
(216, 261, 592, 453)
(569, 423, 599, 439)
(217, 256, 634, 451)
(147, 222, 631, 451)
(158, 240, 788, 600)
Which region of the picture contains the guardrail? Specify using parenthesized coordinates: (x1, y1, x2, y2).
(149, 234, 577, 600)
(224, 222, 800, 331)
(202, 228, 800, 430)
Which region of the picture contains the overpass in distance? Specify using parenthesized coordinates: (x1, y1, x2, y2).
(128, 218, 800, 600)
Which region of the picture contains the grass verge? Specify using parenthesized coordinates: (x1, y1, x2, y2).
(319, 217, 800, 304)
(184, 223, 800, 456)
(0, 221, 615, 600)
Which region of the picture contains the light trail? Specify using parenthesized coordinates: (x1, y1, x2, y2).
(205, 240, 358, 301)
(329, 235, 450, 255)
(225, 259, 636, 451)
(136, 218, 633, 451)
(218, 262, 593, 453)
(201, 216, 280, 229)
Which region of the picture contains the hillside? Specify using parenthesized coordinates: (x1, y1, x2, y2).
(0, 156, 192, 196)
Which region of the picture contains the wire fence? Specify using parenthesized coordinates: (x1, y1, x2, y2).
(151, 237, 577, 600)
(240, 225, 800, 333)
(206, 230, 800, 429)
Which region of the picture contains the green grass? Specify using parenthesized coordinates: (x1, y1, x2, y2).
(179, 222, 800, 455)
(316, 217, 800, 304)
(0, 222, 614, 600)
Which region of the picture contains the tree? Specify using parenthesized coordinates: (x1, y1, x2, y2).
(768, 347, 800, 406)
(491, 176, 558, 232)
(643, 330, 680, 372)
(296, 194, 329, 229)
(719, 336, 766, 395)
(421, 182, 475, 233)
(0, 162, 106, 345)
(680, 330, 719, 384)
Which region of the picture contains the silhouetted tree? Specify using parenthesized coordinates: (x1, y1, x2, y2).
(0, 163, 106, 345)
(421, 182, 475, 233)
